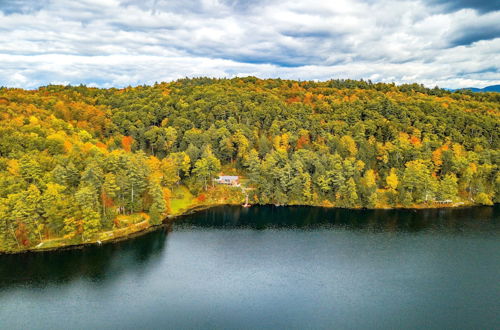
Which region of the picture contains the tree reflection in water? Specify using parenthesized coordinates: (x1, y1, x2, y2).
(0, 227, 169, 290)
(176, 205, 497, 233)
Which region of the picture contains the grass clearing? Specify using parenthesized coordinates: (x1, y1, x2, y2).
(170, 185, 196, 215)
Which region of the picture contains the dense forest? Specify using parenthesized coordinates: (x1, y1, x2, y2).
(0, 77, 499, 252)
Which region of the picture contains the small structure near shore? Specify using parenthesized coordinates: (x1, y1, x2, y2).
(436, 200, 453, 204)
(214, 175, 240, 186)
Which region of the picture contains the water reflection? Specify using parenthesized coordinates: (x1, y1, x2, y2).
(177, 204, 499, 233)
(0, 227, 169, 290)
(1, 205, 498, 291)
(0, 205, 498, 329)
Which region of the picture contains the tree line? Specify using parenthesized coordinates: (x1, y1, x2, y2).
(0, 77, 498, 251)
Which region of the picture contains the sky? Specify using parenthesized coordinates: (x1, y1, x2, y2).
(0, 0, 499, 89)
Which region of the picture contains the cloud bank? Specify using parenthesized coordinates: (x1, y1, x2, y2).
(0, 0, 499, 89)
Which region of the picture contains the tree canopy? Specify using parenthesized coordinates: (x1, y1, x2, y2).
(0, 77, 498, 251)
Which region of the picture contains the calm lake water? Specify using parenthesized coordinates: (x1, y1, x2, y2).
(1, 205, 499, 330)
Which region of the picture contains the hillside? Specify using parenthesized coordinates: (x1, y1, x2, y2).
(452, 85, 500, 93)
(0, 78, 499, 252)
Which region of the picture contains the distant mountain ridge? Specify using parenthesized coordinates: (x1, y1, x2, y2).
(449, 85, 500, 93)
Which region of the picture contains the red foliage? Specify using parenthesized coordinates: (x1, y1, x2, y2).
(15, 223, 30, 246)
(197, 193, 207, 202)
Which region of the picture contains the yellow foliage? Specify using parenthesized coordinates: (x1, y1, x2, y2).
(468, 163, 477, 174)
(147, 156, 162, 173)
(340, 135, 357, 156)
(356, 160, 365, 172)
(452, 143, 465, 158)
(364, 169, 377, 187)
(29, 116, 39, 125)
(386, 168, 399, 190)
(63, 140, 73, 152)
(6, 159, 20, 176)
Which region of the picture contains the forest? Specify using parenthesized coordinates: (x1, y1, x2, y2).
(0, 77, 498, 252)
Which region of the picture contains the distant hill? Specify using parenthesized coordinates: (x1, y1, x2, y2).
(450, 85, 500, 93)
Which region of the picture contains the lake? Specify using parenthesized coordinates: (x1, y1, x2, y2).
(1, 205, 499, 329)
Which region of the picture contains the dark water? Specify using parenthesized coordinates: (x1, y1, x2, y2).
(1, 205, 499, 330)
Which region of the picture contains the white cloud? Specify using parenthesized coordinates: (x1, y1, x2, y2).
(0, 0, 498, 89)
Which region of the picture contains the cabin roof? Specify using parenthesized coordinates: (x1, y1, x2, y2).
(218, 175, 239, 180)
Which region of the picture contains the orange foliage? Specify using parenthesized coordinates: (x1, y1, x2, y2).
(122, 136, 134, 152)
(101, 192, 114, 208)
(410, 135, 421, 146)
(296, 134, 310, 149)
(95, 142, 107, 150)
(82, 142, 94, 153)
(303, 92, 313, 105)
(197, 193, 207, 202)
(163, 187, 172, 213)
(432, 148, 443, 168)
(63, 140, 73, 153)
(286, 96, 301, 104)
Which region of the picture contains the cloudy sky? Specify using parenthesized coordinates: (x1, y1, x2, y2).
(1, 0, 499, 89)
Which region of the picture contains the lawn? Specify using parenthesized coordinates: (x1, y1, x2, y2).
(170, 185, 196, 215)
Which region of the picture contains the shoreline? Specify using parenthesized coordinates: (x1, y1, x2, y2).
(0, 201, 491, 255)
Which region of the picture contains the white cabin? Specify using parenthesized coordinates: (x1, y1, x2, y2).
(215, 175, 240, 186)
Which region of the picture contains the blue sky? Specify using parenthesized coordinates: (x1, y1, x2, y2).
(0, 0, 499, 89)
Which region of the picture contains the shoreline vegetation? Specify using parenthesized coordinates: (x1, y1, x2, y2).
(0, 187, 487, 255)
(0, 78, 498, 253)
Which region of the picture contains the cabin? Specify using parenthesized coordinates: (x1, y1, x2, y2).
(215, 175, 240, 186)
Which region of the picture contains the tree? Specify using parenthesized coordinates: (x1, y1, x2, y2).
(1, 77, 499, 253)
(339, 135, 358, 157)
(475, 192, 493, 206)
(41, 183, 70, 235)
(102, 173, 120, 227)
(75, 185, 101, 240)
(337, 178, 359, 208)
(0, 197, 19, 249)
(360, 169, 377, 207)
(170, 152, 191, 181)
(494, 173, 500, 203)
(192, 153, 221, 191)
(148, 176, 166, 225)
(402, 160, 436, 203)
(124, 153, 150, 213)
(160, 157, 180, 187)
(11, 185, 43, 245)
(81, 208, 101, 241)
(122, 136, 134, 152)
(144, 126, 177, 155)
(243, 149, 261, 182)
(81, 162, 104, 191)
(386, 168, 399, 190)
(438, 173, 458, 201)
(234, 130, 250, 160)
